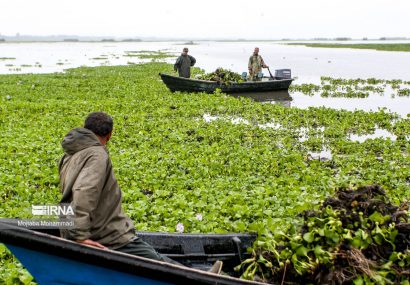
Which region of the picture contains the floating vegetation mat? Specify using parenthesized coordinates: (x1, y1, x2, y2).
(123, 50, 175, 60)
(0, 63, 409, 284)
(238, 185, 410, 284)
(91, 57, 109, 60)
(290, 77, 410, 98)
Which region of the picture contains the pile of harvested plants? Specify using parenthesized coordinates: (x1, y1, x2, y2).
(197, 68, 244, 84)
(237, 185, 410, 284)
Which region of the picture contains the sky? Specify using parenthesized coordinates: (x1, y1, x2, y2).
(1, 0, 409, 39)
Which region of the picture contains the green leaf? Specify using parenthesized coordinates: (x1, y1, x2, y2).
(303, 232, 315, 243)
(19, 272, 34, 285)
(295, 246, 309, 257)
(0, 243, 6, 254)
(369, 211, 389, 225)
(353, 276, 364, 285)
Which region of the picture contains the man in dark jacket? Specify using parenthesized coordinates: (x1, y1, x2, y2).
(174, 47, 196, 78)
(59, 112, 223, 273)
(59, 112, 171, 261)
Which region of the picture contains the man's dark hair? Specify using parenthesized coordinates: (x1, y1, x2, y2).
(84, 112, 113, 137)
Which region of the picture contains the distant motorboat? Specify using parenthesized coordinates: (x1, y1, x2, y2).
(160, 73, 293, 94)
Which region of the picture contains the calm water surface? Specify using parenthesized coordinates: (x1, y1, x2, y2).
(1, 41, 410, 115)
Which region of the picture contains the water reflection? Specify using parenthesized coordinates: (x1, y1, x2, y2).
(229, 90, 293, 107)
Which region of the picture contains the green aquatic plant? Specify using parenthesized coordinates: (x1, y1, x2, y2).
(197, 68, 244, 84)
(0, 63, 409, 283)
(289, 84, 321, 96)
(397, 88, 410, 96)
(238, 185, 410, 284)
(123, 50, 175, 60)
(292, 76, 410, 99)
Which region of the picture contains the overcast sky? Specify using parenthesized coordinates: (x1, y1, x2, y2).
(1, 0, 409, 39)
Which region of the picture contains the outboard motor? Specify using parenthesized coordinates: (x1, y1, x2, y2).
(274, 69, 291, 79)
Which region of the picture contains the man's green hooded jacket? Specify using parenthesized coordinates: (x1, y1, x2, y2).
(59, 128, 134, 249)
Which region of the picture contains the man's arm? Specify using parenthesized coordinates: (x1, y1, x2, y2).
(261, 56, 268, 68)
(189, 55, 196, 66)
(174, 56, 181, 71)
(77, 239, 107, 249)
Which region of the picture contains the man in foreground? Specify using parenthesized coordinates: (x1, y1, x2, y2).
(174, 47, 196, 78)
(58, 112, 222, 273)
(248, 47, 268, 81)
(59, 112, 173, 262)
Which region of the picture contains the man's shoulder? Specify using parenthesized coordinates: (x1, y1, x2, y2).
(73, 145, 108, 160)
(86, 145, 108, 156)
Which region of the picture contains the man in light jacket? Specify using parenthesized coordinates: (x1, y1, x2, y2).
(248, 47, 268, 81)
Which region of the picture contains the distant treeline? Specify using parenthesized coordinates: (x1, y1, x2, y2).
(0, 37, 143, 42)
(288, 43, 410, 52)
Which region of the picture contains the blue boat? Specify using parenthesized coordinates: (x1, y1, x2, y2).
(0, 221, 265, 285)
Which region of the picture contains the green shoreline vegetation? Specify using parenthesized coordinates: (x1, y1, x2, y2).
(0, 62, 409, 284)
(288, 43, 410, 52)
(123, 50, 175, 59)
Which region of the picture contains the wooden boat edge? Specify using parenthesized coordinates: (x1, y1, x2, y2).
(159, 73, 294, 85)
(0, 221, 266, 285)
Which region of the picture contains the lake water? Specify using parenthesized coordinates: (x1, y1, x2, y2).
(1, 41, 410, 115)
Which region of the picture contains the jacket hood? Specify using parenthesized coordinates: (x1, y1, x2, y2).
(62, 128, 103, 155)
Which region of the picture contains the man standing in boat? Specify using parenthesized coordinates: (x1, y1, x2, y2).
(248, 47, 268, 81)
(174, 47, 196, 78)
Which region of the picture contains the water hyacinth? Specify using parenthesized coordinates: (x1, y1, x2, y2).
(1, 62, 409, 283)
(197, 67, 244, 84)
(176, 223, 184, 233)
(196, 214, 203, 221)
